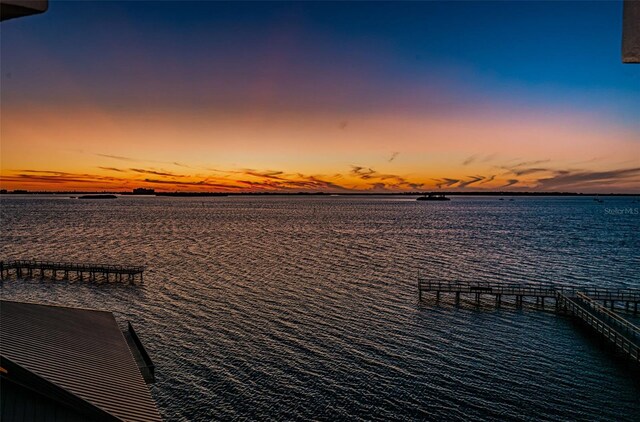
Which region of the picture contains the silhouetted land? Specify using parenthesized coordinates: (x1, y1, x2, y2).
(78, 194, 118, 199)
(154, 192, 228, 197)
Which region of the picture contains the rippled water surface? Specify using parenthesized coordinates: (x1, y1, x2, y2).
(1, 195, 639, 421)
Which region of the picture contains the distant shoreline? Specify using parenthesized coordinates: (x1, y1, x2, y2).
(0, 191, 638, 197)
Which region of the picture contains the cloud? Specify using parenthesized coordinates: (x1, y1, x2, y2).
(463, 153, 497, 166)
(458, 175, 484, 188)
(143, 178, 235, 189)
(479, 175, 496, 184)
(388, 152, 399, 162)
(96, 152, 185, 167)
(350, 165, 422, 190)
(4, 167, 358, 192)
(433, 178, 460, 188)
(129, 168, 187, 177)
(96, 153, 136, 162)
(19, 170, 78, 176)
(505, 167, 550, 176)
(297, 175, 351, 191)
(535, 167, 640, 190)
(369, 183, 387, 191)
(234, 174, 352, 191)
(11, 161, 637, 193)
(243, 169, 286, 180)
(2, 170, 130, 186)
(462, 155, 477, 166)
(3, 175, 97, 184)
(512, 159, 550, 167)
(497, 158, 552, 177)
(350, 166, 377, 179)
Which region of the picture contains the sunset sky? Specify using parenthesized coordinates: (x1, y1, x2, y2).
(1, 1, 638, 192)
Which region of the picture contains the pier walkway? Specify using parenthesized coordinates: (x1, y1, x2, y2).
(418, 279, 640, 364)
(557, 291, 640, 363)
(0, 259, 144, 283)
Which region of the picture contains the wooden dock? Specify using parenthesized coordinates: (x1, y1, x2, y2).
(418, 279, 640, 364)
(0, 260, 144, 284)
(557, 291, 639, 363)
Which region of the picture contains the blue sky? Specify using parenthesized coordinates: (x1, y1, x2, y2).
(1, 1, 638, 192)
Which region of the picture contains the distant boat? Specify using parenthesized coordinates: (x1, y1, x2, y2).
(79, 194, 117, 199)
(417, 193, 450, 201)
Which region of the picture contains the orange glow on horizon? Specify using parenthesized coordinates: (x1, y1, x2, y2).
(1, 103, 639, 193)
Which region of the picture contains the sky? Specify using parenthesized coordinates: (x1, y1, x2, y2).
(1, 1, 638, 193)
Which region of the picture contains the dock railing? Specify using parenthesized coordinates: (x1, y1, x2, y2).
(575, 292, 640, 344)
(557, 292, 640, 363)
(1, 259, 145, 283)
(417, 276, 640, 364)
(2, 259, 145, 274)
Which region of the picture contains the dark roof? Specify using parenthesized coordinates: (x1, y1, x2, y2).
(0, 0, 48, 22)
(2, 378, 95, 422)
(0, 300, 162, 422)
(1, 358, 116, 422)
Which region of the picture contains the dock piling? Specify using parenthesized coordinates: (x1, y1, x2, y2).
(416, 277, 640, 365)
(0, 260, 145, 285)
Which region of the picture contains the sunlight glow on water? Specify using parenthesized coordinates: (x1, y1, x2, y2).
(1, 196, 639, 421)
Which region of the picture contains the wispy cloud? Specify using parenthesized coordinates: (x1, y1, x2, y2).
(388, 152, 399, 162)
(143, 178, 236, 189)
(243, 169, 286, 180)
(505, 167, 550, 176)
(350, 165, 422, 190)
(2, 170, 131, 186)
(463, 153, 497, 166)
(433, 178, 460, 188)
(5, 162, 638, 193)
(513, 159, 550, 167)
(20, 170, 78, 176)
(350, 166, 377, 179)
(240, 175, 351, 191)
(535, 167, 640, 190)
(479, 175, 496, 184)
(458, 175, 485, 188)
(96, 153, 137, 162)
(499, 158, 552, 177)
(462, 155, 477, 166)
(129, 168, 187, 177)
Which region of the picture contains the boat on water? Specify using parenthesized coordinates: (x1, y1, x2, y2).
(416, 193, 450, 201)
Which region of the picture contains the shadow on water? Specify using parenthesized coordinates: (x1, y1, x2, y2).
(417, 295, 640, 391)
(561, 315, 640, 387)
